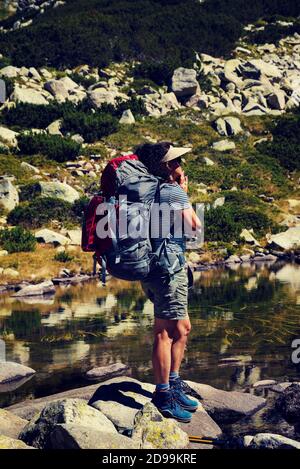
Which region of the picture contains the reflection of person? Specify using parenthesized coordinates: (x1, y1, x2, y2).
(135, 142, 201, 423)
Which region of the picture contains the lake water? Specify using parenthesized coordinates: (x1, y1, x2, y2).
(1, 260, 300, 425)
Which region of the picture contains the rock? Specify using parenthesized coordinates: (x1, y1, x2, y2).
(12, 86, 49, 105)
(267, 227, 300, 250)
(203, 157, 215, 166)
(0, 126, 19, 147)
(171, 67, 199, 98)
(19, 398, 117, 449)
(2, 268, 19, 278)
(39, 181, 80, 203)
(20, 161, 40, 174)
(214, 116, 242, 136)
(177, 402, 222, 446)
(275, 383, 300, 425)
(248, 59, 282, 79)
(86, 363, 130, 381)
(28, 67, 41, 81)
(253, 379, 277, 389)
(0, 361, 36, 392)
(188, 252, 201, 264)
(11, 280, 55, 297)
(212, 139, 236, 151)
(47, 119, 63, 136)
(0, 409, 27, 439)
(160, 92, 180, 110)
(66, 229, 81, 245)
(0, 435, 34, 449)
(225, 255, 241, 264)
(44, 77, 84, 102)
(132, 402, 189, 449)
(89, 376, 154, 434)
(223, 59, 244, 88)
(0, 250, 8, 257)
(212, 197, 225, 209)
(240, 229, 260, 246)
(266, 90, 286, 110)
(249, 433, 300, 449)
(119, 109, 135, 124)
(0, 176, 19, 211)
(242, 100, 268, 116)
(89, 88, 118, 108)
(35, 228, 70, 246)
(185, 380, 266, 423)
(50, 424, 138, 449)
(0, 65, 20, 78)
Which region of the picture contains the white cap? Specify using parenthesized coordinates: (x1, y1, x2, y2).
(161, 145, 192, 163)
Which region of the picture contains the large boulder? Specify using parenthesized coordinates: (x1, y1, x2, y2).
(44, 77, 85, 103)
(249, 433, 300, 449)
(66, 229, 81, 245)
(89, 376, 154, 434)
(50, 424, 138, 449)
(119, 109, 135, 124)
(0, 176, 19, 211)
(247, 59, 282, 79)
(0, 409, 27, 439)
(185, 381, 266, 423)
(267, 227, 300, 250)
(35, 228, 70, 246)
(214, 116, 242, 136)
(266, 89, 286, 110)
(0, 66, 20, 78)
(0, 362, 36, 393)
(11, 280, 56, 298)
(19, 398, 117, 449)
(0, 126, 19, 147)
(12, 86, 49, 105)
(39, 181, 80, 203)
(171, 67, 199, 98)
(132, 402, 189, 449)
(0, 435, 34, 449)
(88, 88, 119, 108)
(223, 59, 244, 88)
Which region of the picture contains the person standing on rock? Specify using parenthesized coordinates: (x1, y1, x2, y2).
(135, 142, 201, 423)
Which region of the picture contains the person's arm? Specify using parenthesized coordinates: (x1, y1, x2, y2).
(178, 174, 201, 234)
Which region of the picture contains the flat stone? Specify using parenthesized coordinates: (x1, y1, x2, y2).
(249, 433, 300, 449)
(12, 86, 49, 105)
(39, 181, 80, 203)
(212, 139, 236, 151)
(0, 409, 28, 439)
(50, 424, 138, 449)
(267, 227, 300, 250)
(35, 228, 70, 246)
(86, 362, 130, 381)
(177, 402, 222, 442)
(253, 380, 277, 389)
(11, 280, 55, 297)
(185, 380, 266, 423)
(0, 361, 36, 392)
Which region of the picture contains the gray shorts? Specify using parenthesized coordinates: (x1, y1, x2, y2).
(141, 266, 188, 320)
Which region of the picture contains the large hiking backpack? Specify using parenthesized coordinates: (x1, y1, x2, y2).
(81, 154, 185, 283)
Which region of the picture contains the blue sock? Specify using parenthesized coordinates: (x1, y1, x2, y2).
(169, 371, 179, 382)
(156, 383, 170, 392)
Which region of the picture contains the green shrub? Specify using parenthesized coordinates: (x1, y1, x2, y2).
(0, 226, 36, 253)
(133, 60, 182, 86)
(19, 182, 41, 202)
(7, 197, 77, 229)
(205, 206, 242, 242)
(61, 111, 119, 143)
(69, 72, 97, 89)
(17, 133, 81, 162)
(1, 101, 75, 129)
(54, 251, 74, 263)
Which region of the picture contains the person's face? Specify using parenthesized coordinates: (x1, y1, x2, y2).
(165, 157, 184, 181)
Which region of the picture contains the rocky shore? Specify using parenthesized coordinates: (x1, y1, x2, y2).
(1, 363, 300, 449)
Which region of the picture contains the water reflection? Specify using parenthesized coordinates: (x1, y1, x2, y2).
(0, 262, 300, 409)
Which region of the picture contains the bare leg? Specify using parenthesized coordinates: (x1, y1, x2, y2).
(170, 317, 191, 373)
(152, 318, 176, 384)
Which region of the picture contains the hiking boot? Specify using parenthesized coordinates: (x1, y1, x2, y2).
(170, 378, 199, 411)
(151, 390, 192, 423)
(170, 377, 202, 400)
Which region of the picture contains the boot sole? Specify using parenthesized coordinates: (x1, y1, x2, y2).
(178, 403, 199, 411)
(159, 409, 192, 423)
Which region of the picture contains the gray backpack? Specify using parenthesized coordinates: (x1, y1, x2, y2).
(94, 155, 185, 282)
